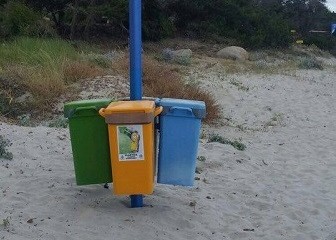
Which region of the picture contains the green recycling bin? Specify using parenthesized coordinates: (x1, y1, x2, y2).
(64, 99, 113, 185)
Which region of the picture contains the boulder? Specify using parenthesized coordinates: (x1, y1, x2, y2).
(162, 48, 192, 65)
(216, 46, 249, 61)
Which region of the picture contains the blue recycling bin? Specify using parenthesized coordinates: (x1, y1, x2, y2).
(156, 98, 206, 186)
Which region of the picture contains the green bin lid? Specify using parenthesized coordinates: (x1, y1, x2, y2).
(64, 98, 113, 118)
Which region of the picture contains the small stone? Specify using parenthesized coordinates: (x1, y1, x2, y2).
(195, 167, 202, 174)
(57, 136, 65, 140)
(243, 228, 255, 232)
(27, 219, 34, 224)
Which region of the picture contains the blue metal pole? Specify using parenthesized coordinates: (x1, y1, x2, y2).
(129, 0, 143, 208)
(129, 0, 142, 101)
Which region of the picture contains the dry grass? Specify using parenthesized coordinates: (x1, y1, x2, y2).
(111, 56, 220, 124)
(0, 38, 109, 115)
(64, 61, 105, 83)
(5, 65, 65, 106)
(4, 60, 105, 111)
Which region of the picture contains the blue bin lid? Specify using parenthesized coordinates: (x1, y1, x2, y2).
(156, 98, 206, 119)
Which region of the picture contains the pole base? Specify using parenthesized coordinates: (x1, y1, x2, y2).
(130, 195, 143, 208)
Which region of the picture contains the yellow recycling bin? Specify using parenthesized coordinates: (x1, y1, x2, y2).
(99, 101, 162, 195)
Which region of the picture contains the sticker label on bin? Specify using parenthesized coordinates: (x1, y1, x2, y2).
(117, 125, 144, 161)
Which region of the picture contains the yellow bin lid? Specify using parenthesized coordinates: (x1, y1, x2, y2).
(103, 101, 155, 114)
(99, 101, 162, 124)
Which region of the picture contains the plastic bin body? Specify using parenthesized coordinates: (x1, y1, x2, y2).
(99, 101, 162, 195)
(64, 99, 112, 185)
(157, 98, 206, 186)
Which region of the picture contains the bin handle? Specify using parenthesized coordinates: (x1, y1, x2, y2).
(99, 108, 106, 118)
(154, 106, 163, 117)
(117, 96, 157, 101)
(68, 106, 99, 118)
(170, 106, 193, 116)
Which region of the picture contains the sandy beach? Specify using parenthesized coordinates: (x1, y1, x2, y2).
(1, 53, 336, 240)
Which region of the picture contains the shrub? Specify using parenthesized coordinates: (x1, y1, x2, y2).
(0, 1, 41, 37)
(82, 53, 111, 68)
(64, 61, 104, 83)
(241, 10, 291, 48)
(48, 116, 68, 128)
(17, 113, 31, 126)
(111, 56, 220, 124)
(23, 19, 58, 38)
(304, 34, 336, 51)
(0, 37, 107, 113)
(142, 58, 220, 124)
(298, 56, 323, 70)
(143, 0, 175, 41)
(168, 0, 291, 48)
(0, 135, 13, 160)
(0, 75, 26, 117)
(208, 134, 246, 151)
(1, 218, 10, 229)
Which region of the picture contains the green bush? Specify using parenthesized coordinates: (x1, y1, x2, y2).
(304, 34, 336, 51)
(23, 19, 58, 38)
(0, 1, 41, 37)
(142, 0, 175, 41)
(0, 90, 18, 116)
(0, 135, 13, 160)
(168, 0, 291, 48)
(48, 116, 68, 128)
(208, 134, 246, 151)
(298, 56, 324, 70)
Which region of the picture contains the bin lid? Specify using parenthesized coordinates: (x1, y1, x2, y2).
(103, 101, 155, 114)
(157, 98, 206, 119)
(64, 98, 113, 118)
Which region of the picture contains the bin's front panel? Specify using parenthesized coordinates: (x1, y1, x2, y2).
(108, 123, 154, 195)
(157, 115, 202, 186)
(69, 115, 112, 185)
(105, 112, 154, 125)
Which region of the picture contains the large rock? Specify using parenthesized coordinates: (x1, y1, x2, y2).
(216, 46, 249, 61)
(162, 48, 192, 65)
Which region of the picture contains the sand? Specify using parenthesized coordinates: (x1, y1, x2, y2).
(1, 55, 336, 239)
